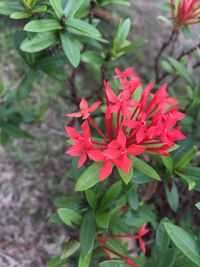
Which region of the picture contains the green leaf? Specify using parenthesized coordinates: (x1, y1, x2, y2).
(131, 156, 160, 180)
(181, 25, 191, 39)
(128, 188, 139, 210)
(21, 32, 57, 53)
(78, 252, 92, 267)
(64, 0, 84, 18)
(75, 162, 102, 191)
(10, 11, 31, 19)
(53, 196, 82, 210)
(156, 218, 170, 254)
(49, 0, 63, 19)
(173, 252, 198, 267)
(132, 170, 152, 184)
(24, 19, 62, 32)
(81, 51, 104, 65)
(2, 123, 33, 139)
(0, 2, 22, 16)
(45, 256, 67, 267)
(165, 223, 200, 266)
(99, 181, 122, 210)
(168, 57, 195, 85)
(100, 0, 130, 6)
(157, 15, 171, 24)
(86, 189, 97, 210)
(161, 156, 173, 173)
(165, 183, 179, 212)
(57, 208, 82, 228)
(159, 249, 176, 267)
(161, 60, 174, 74)
(96, 211, 110, 228)
(117, 163, 133, 184)
(117, 40, 147, 54)
(171, 139, 196, 164)
(175, 171, 196, 191)
(115, 18, 131, 46)
(175, 147, 197, 170)
(60, 32, 80, 67)
(195, 202, 200, 210)
(66, 18, 101, 38)
(60, 240, 80, 260)
(17, 69, 37, 100)
(99, 260, 129, 266)
(80, 210, 96, 254)
(153, 3, 171, 10)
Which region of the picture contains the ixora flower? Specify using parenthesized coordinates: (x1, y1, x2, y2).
(65, 68, 185, 181)
(97, 224, 149, 267)
(170, 0, 200, 28)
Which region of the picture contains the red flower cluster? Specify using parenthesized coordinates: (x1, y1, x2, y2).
(97, 224, 149, 267)
(65, 68, 185, 181)
(170, 0, 200, 28)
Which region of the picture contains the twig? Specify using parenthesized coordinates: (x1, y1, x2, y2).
(155, 28, 177, 82)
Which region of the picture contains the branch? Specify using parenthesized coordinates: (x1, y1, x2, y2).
(154, 28, 177, 82)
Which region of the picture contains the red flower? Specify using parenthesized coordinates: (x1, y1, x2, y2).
(66, 98, 101, 119)
(170, 0, 200, 28)
(97, 224, 150, 267)
(65, 67, 185, 181)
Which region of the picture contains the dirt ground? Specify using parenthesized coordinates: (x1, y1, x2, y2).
(0, 1, 199, 266)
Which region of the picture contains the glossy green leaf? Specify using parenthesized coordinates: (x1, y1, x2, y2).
(64, 0, 84, 18)
(165, 223, 200, 266)
(75, 162, 102, 191)
(165, 183, 179, 212)
(131, 156, 160, 180)
(86, 189, 97, 210)
(175, 147, 197, 170)
(24, 19, 62, 32)
(66, 18, 101, 38)
(49, 0, 63, 19)
(61, 240, 80, 260)
(99, 181, 122, 210)
(156, 218, 170, 254)
(57, 208, 82, 228)
(60, 32, 80, 67)
(128, 188, 139, 210)
(21, 32, 57, 53)
(10, 11, 31, 19)
(117, 163, 133, 184)
(161, 156, 173, 173)
(80, 210, 96, 254)
(115, 18, 131, 46)
(78, 252, 92, 267)
(96, 211, 110, 228)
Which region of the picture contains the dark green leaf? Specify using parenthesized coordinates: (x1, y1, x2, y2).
(57, 208, 82, 228)
(117, 163, 133, 184)
(165, 223, 200, 266)
(175, 147, 197, 170)
(24, 19, 62, 32)
(165, 183, 179, 212)
(60, 32, 80, 67)
(2, 123, 33, 139)
(60, 240, 80, 260)
(21, 32, 57, 53)
(99, 181, 122, 210)
(80, 210, 96, 254)
(49, 0, 63, 19)
(156, 218, 170, 254)
(128, 188, 139, 210)
(96, 211, 110, 228)
(86, 189, 97, 210)
(75, 162, 102, 191)
(131, 156, 160, 180)
(159, 249, 176, 267)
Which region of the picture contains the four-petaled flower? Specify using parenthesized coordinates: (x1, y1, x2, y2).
(170, 0, 200, 28)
